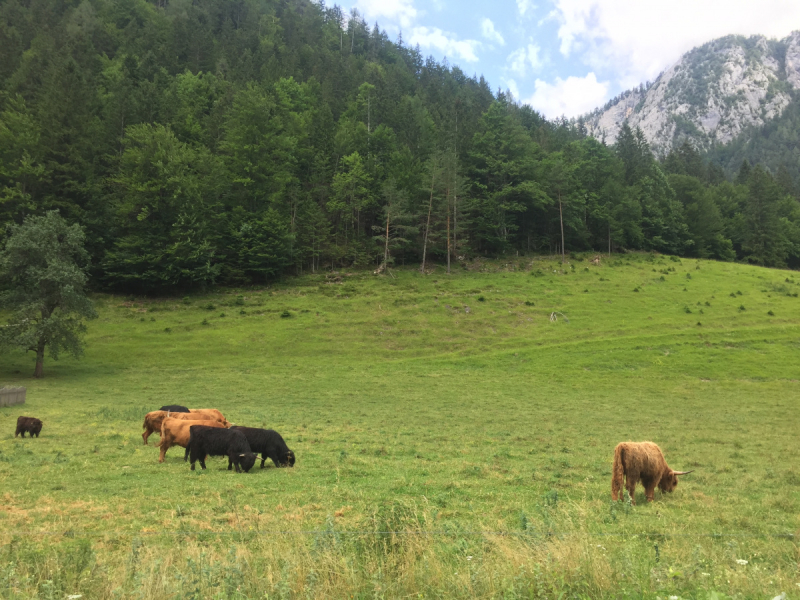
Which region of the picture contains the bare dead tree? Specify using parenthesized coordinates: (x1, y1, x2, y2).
(420, 169, 436, 273)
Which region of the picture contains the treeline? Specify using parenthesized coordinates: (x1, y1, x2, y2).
(708, 94, 800, 185)
(1, 0, 799, 293)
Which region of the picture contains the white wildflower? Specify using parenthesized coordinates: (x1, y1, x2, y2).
(466, 556, 473, 561)
(669, 596, 680, 600)
(771, 593, 787, 600)
(67, 596, 83, 600)
(735, 559, 748, 565)
(701, 572, 710, 577)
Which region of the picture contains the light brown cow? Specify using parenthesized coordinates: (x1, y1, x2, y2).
(611, 441, 693, 504)
(158, 417, 228, 463)
(142, 410, 229, 445)
(189, 408, 228, 423)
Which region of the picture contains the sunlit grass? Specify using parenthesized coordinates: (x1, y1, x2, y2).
(1, 253, 798, 598)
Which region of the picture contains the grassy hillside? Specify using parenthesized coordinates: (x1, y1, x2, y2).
(1, 253, 798, 599)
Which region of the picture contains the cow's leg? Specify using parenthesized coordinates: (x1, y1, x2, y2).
(190, 459, 196, 470)
(184, 446, 190, 461)
(641, 475, 656, 502)
(260, 455, 266, 468)
(200, 458, 207, 470)
(228, 453, 238, 473)
(159, 443, 168, 463)
(645, 486, 656, 502)
(626, 476, 638, 505)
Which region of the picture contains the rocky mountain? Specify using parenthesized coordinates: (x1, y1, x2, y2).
(585, 31, 800, 158)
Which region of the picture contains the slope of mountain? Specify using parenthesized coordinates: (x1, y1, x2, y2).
(585, 32, 800, 157)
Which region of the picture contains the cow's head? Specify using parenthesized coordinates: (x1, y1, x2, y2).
(659, 469, 693, 493)
(239, 452, 257, 473)
(280, 450, 296, 468)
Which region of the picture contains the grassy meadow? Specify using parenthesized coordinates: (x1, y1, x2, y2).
(0, 252, 799, 599)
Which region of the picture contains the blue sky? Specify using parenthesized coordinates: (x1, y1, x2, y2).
(341, 0, 800, 119)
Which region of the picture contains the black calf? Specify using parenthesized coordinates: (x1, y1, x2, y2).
(15, 416, 43, 438)
(159, 405, 190, 413)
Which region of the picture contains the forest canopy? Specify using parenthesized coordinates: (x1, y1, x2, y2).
(1, 0, 799, 293)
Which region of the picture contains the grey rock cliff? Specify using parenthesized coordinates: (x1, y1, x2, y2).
(585, 31, 800, 156)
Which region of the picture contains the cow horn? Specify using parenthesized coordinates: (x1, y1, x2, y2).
(673, 470, 694, 475)
(239, 454, 245, 457)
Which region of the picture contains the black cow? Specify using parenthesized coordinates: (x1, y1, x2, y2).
(15, 416, 43, 438)
(231, 427, 295, 468)
(159, 405, 190, 413)
(188, 426, 256, 473)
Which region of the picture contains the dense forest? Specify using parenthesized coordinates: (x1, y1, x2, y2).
(707, 96, 800, 185)
(1, 0, 799, 293)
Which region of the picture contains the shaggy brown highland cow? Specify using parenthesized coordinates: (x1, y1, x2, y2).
(611, 442, 692, 504)
(141, 410, 229, 445)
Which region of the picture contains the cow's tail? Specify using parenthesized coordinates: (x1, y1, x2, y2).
(611, 444, 625, 501)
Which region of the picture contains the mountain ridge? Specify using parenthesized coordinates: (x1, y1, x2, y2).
(584, 31, 800, 158)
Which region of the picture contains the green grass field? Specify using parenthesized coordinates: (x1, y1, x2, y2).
(1, 253, 799, 599)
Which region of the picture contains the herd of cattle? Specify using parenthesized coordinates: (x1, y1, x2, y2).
(15, 405, 295, 474)
(15, 412, 693, 500)
(143, 404, 296, 472)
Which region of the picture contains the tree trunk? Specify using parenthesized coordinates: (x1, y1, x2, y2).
(33, 339, 45, 378)
(420, 172, 435, 273)
(446, 187, 451, 274)
(559, 191, 566, 263)
(383, 206, 390, 269)
(453, 185, 458, 262)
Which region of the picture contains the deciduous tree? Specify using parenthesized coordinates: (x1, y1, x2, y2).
(0, 211, 97, 378)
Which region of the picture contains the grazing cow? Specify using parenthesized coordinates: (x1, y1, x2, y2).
(611, 442, 693, 504)
(142, 410, 228, 445)
(159, 404, 190, 413)
(231, 427, 295, 468)
(189, 408, 228, 422)
(15, 416, 43, 438)
(188, 426, 256, 473)
(158, 417, 227, 463)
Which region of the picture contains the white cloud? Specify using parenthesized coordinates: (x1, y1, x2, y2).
(354, 0, 417, 29)
(409, 26, 482, 62)
(506, 44, 543, 77)
(517, 0, 535, 17)
(526, 72, 609, 118)
(504, 78, 521, 100)
(550, 0, 800, 87)
(481, 18, 505, 46)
